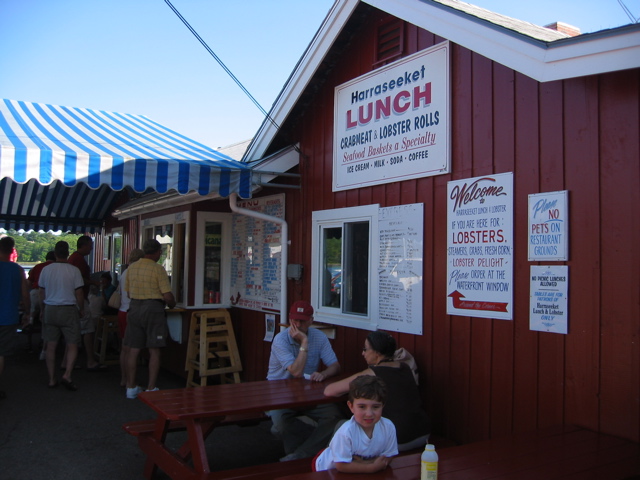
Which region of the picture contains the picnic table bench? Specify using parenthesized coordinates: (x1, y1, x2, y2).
(124, 378, 344, 479)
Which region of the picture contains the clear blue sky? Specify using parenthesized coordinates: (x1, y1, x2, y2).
(0, 0, 634, 150)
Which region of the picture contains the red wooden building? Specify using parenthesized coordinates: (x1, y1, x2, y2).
(96, 0, 640, 445)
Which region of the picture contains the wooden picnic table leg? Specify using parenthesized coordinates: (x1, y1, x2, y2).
(183, 420, 218, 473)
(185, 420, 213, 473)
(143, 417, 171, 479)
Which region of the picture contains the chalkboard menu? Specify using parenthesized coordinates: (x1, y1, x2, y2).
(230, 194, 285, 313)
(378, 203, 424, 335)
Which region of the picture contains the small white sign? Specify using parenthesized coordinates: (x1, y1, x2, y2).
(530, 265, 569, 334)
(264, 314, 276, 342)
(528, 191, 569, 261)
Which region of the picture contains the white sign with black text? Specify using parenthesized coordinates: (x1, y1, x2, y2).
(378, 203, 423, 335)
(530, 265, 569, 334)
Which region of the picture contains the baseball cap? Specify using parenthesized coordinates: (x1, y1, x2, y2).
(289, 300, 314, 321)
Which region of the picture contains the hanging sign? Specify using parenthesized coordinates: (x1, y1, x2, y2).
(333, 42, 450, 191)
(530, 265, 569, 334)
(528, 191, 569, 261)
(446, 172, 514, 320)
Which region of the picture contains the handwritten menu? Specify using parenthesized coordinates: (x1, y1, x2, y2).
(230, 194, 285, 313)
(378, 203, 423, 335)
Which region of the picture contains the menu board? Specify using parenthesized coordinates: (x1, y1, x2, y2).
(378, 203, 423, 335)
(230, 194, 285, 313)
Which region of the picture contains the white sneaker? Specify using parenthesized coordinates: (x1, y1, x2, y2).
(146, 387, 159, 392)
(126, 386, 143, 399)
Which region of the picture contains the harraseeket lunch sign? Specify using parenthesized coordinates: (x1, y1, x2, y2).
(333, 42, 450, 191)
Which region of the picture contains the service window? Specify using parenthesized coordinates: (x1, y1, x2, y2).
(311, 204, 379, 330)
(194, 212, 232, 308)
(142, 213, 188, 306)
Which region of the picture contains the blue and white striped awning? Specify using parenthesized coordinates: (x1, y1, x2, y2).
(0, 99, 252, 232)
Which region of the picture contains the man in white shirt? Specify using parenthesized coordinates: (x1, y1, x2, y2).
(39, 241, 85, 391)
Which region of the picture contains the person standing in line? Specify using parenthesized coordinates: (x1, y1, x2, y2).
(67, 235, 106, 371)
(39, 241, 85, 391)
(116, 248, 144, 387)
(124, 239, 176, 399)
(267, 300, 342, 461)
(27, 251, 56, 360)
(0, 236, 30, 399)
(27, 251, 56, 326)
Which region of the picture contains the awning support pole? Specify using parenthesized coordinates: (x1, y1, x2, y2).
(229, 193, 288, 325)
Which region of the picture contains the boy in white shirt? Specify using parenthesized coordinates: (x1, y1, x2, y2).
(314, 375, 398, 473)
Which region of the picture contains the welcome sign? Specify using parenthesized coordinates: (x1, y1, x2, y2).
(333, 42, 450, 191)
(446, 173, 514, 320)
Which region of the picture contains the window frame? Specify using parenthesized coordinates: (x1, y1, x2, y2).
(193, 212, 232, 308)
(311, 204, 379, 330)
(140, 212, 189, 307)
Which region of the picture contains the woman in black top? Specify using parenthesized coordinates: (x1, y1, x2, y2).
(324, 331, 430, 451)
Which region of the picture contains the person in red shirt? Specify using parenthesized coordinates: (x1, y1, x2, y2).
(67, 236, 105, 371)
(27, 251, 56, 324)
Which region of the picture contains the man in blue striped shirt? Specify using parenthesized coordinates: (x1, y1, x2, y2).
(267, 300, 342, 461)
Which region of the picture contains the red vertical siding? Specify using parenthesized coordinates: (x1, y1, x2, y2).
(598, 70, 640, 440)
(489, 62, 516, 439)
(536, 80, 566, 431)
(563, 76, 602, 433)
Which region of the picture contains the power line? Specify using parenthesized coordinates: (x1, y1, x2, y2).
(617, 0, 640, 23)
(164, 0, 281, 131)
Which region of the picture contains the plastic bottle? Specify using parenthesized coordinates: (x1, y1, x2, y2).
(420, 443, 438, 480)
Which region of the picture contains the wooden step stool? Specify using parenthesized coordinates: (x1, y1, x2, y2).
(185, 309, 242, 387)
(94, 315, 120, 365)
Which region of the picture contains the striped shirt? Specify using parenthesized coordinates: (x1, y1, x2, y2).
(124, 258, 172, 300)
(267, 327, 338, 380)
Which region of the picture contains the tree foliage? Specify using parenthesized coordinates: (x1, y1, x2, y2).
(5, 229, 82, 264)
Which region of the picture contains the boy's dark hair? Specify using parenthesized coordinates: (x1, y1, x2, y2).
(100, 272, 112, 282)
(367, 331, 396, 358)
(45, 251, 56, 262)
(348, 375, 387, 404)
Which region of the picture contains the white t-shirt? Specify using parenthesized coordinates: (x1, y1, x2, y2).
(315, 416, 398, 471)
(39, 262, 85, 306)
(118, 269, 131, 312)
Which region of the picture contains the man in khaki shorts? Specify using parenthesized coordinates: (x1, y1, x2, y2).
(39, 241, 85, 391)
(123, 239, 176, 399)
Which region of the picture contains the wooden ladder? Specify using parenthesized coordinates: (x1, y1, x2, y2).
(185, 309, 242, 387)
(93, 315, 120, 365)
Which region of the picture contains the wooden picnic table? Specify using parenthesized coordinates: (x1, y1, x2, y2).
(132, 377, 343, 479)
(275, 425, 640, 480)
